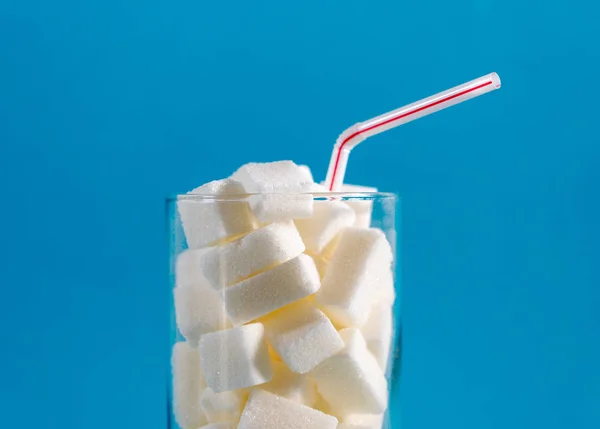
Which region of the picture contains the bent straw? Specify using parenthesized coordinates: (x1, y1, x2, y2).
(325, 72, 501, 191)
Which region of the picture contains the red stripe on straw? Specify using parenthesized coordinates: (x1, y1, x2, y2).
(328, 80, 494, 190)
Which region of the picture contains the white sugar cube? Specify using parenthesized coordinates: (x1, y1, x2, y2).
(176, 248, 209, 288)
(198, 323, 273, 393)
(248, 193, 314, 223)
(261, 299, 344, 374)
(198, 221, 305, 289)
(174, 284, 231, 346)
(171, 342, 208, 428)
(198, 423, 237, 429)
(314, 397, 385, 428)
(317, 227, 392, 328)
(223, 254, 321, 326)
(298, 164, 314, 182)
(318, 183, 378, 228)
(341, 184, 378, 228)
(177, 179, 257, 249)
(374, 268, 396, 305)
(313, 393, 334, 415)
(237, 389, 338, 429)
(231, 161, 315, 223)
(200, 387, 249, 423)
(294, 201, 356, 255)
(310, 329, 388, 416)
(260, 361, 317, 406)
(338, 424, 379, 429)
(342, 414, 385, 429)
(308, 252, 329, 279)
(232, 161, 313, 193)
(361, 302, 393, 371)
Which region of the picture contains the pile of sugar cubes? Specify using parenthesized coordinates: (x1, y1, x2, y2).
(173, 161, 395, 429)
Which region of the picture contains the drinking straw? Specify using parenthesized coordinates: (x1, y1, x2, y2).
(325, 72, 501, 191)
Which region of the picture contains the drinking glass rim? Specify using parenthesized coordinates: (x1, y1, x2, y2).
(167, 191, 397, 202)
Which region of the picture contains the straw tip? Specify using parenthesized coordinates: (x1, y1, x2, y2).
(490, 72, 501, 89)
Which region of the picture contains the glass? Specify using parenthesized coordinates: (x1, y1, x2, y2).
(166, 192, 401, 429)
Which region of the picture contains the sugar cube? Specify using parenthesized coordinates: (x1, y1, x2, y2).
(223, 254, 321, 326)
(313, 397, 385, 428)
(298, 164, 314, 182)
(260, 361, 318, 406)
(176, 248, 209, 288)
(312, 393, 334, 415)
(318, 183, 377, 228)
(198, 323, 273, 393)
(317, 227, 392, 328)
(198, 221, 305, 289)
(177, 178, 257, 249)
(340, 184, 378, 228)
(231, 161, 315, 223)
(374, 267, 396, 305)
(307, 252, 329, 279)
(361, 302, 393, 371)
(310, 329, 388, 416)
(198, 423, 237, 429)
(171, 342, 208, 428)
(261, 299, 344, 374)
(338, 424, 378, 429)
(294, 200, 356, 255)
(338, 420, 383, 429)
(174, 284, 231, 346)
(237, 389, 338, 429)
(343, 413, 385, 429)
(200, 387, 249, 423)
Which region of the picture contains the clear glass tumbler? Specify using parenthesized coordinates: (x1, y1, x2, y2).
(166, 192, 400, 429)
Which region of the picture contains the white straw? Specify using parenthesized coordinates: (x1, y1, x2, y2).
(325, 72, 501, 191)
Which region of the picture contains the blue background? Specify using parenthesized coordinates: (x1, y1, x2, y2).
(1, 1, 598, 428)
